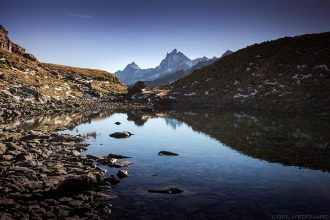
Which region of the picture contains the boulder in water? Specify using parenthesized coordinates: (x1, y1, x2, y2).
(158, 151, 178, 156)
(109, 131, 133, 139)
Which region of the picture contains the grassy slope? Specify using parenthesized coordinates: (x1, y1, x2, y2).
(0, 49, 127, 100)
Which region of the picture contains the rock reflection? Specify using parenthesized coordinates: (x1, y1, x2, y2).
(16, 111, 116, 131)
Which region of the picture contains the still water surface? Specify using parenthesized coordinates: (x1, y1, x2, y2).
(55, 110, 330, 220)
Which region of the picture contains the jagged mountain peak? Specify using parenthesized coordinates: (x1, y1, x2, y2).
(124, 62, 140, 70)
(162, 49, 190, 61)
(167, 49, 178, 55)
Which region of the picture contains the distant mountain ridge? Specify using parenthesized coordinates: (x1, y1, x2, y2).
(115, 49, 230, 85)
(144, 50, 233, 87)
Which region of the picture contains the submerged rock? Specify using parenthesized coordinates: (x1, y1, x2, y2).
(97, 157, 118, 165)
(158, 151, 179, 156)
(109, 131, 134, 139)
(148, 187, 184, 194)
(107, 153, 131, 159)
(113, 161, 134, 168)
(93, 192, 116, 201)
(104, 175, 120, 185)
(86, 155, 104, 160)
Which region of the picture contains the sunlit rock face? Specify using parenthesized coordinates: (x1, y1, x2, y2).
(0, 25, 26, 55)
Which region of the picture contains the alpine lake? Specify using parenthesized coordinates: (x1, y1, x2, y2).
(19, 109, 330, 220)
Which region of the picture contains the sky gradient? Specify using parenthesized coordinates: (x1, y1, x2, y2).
(1, 0, 330, 72)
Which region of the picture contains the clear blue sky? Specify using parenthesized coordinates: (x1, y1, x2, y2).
(1, 0, 330, 72)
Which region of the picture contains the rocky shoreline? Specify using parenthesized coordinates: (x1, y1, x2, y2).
(0, 91, 154, 122)
(0, 101, 152, 219)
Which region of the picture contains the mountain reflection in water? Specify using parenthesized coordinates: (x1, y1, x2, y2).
(18, 109, 330, 172)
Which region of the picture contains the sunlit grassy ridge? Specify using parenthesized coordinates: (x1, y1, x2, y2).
(0, 48, 127, 100)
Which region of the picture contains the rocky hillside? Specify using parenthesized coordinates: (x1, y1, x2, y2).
(0, 25, 127, 119)
(115, 49, 215, 85)
(168, 32, 330, 116)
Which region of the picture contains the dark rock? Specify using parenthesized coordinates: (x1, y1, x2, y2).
(86, 155, 104, 160)
(22, 53, 37, 61)
(127, 81, 146, 96)
(107, 153, 131, 159)
(109, 131, 134, 139)
(104, 175, 120, 185)
(148, 187, 184, 194)
(158, 151, 179, 156)
(54, 172, 97, 196)
(17, 153, 34, 161)
(117, 170, 129, 179)
(6, 142, 24, 151)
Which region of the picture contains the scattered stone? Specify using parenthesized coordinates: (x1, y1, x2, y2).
(0, 127, 129, 219)
(158, 151, 179, 156)
(71, 150, 80, 157)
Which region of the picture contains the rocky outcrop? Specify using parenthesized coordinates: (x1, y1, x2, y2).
(0, 25, 26, 57)
(0, 25, 11, 52)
